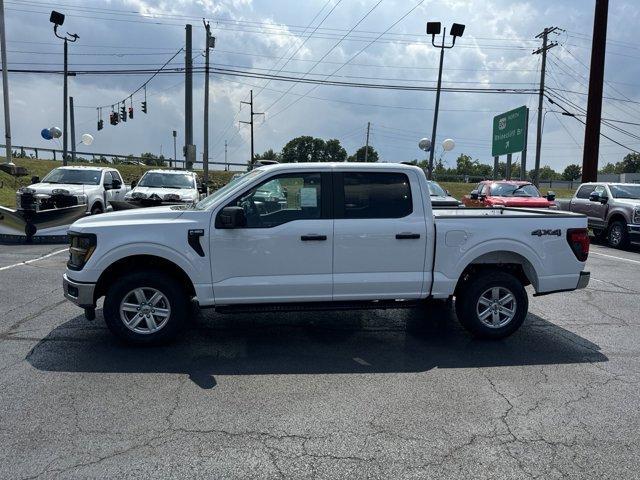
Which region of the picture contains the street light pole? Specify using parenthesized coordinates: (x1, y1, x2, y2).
(50, 11, 78, 167)
(426, 21, 465, 180)
(428, 30, 445, 180)
(0, 0, 13, 166)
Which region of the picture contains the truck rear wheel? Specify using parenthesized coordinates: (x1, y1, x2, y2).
(455, 270, 528, 339)
(103, 270, 189, 345)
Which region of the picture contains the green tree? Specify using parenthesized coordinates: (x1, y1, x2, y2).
(324, 139, 347, 162)
(618, 153, 640, 173)
(255, 149, 279, 161)
(281, 136, 327, 163)
(348, 145, 379, 162)
(598, 162, 617, 174)
(562, 163, 582, 181)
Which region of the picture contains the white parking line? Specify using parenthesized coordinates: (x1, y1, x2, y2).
(590, 250, 640, 265)
(0, 248, 68, 272)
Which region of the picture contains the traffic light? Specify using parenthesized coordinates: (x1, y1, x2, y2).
(110, 112, 118, 125)
(120, 105, 127, 122)
(128, 106, 133, 119)
(97, 119, 104, 131)
(141, 101, 147, 114)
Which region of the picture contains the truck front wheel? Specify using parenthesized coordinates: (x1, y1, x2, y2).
(607, 220, 629, 249)
(455, 270, 528, 339)
(103, 270, 189, 345)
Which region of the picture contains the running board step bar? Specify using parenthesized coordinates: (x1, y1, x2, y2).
(215, 299, 421, 314)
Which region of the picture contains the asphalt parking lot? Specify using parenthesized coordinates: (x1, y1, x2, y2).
(0, 242, 639, 479)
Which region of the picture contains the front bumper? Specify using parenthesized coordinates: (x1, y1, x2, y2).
(63, 273, 96, 308)
(628, 224, 640, 243)
(576, 271, 590, 290)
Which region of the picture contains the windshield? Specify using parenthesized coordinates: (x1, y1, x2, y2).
(42, 168, 102, 185)
(137, 172, 195, 189)
(609, 184, 640, 199)
(427, 181, 447, 197)
(490, 183, 541, 197)
(195, 169, 262, 210)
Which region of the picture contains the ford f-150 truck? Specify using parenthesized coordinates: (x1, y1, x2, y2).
(556, 182, 640, 249)
(120, 169, 206, 207)
(62, 163, 590, 345)
(17, 166, 130, 215)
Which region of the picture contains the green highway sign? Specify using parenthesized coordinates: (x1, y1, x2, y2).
(492, 105, 528, 156)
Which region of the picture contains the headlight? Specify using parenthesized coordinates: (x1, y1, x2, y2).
(51, 188, 70, 195)
(163, 193, 181, 202)
(180, 195, 195, 202)
(76, 194, 88, 204)
(548, 204, 559, 210)
(634, 207, 640, 224)
(131, 192, 147, 200)
(18, 187, 36, 194)
(67, 232, 97, 271)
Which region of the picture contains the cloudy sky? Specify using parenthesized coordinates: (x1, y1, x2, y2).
(3, 0, 640, 171)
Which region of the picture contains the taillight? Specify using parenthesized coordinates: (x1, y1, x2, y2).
(566, 228, 589, 262)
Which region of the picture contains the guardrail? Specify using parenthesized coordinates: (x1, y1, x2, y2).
(1, 144, 248, 171)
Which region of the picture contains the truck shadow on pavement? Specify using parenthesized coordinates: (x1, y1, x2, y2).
(26, 304, 607, 389)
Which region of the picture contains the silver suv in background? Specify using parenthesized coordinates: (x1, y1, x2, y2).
(556, 182, 640, 249)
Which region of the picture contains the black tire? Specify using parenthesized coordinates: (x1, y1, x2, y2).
(103, 270, 189, 345)
(607, 220, 630, 249)
(90, 203, 104, 215)
(455, 270, 528, 339)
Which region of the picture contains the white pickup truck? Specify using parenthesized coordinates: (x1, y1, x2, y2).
(62, 163, 590, 345)
(18, 166, 129, 214)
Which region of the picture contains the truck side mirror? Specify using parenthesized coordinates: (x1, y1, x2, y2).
(31, 175, 40, 184)
(470, 190, 479, 200)
(112, 179, 122, 189)
(216, 206, 247, 229)
(588, 191, 600, 202)
(546, 191, 556, 201)
(131, 179, 137, 188)
(198, 184, 208, 194)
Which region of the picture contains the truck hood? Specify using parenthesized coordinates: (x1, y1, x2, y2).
(489, 197, 552, 208)
(70, 205, 184, 229)
(127, 186, 197, 200)
(23, 183, 94, 195)
(612, 198, 640, 208)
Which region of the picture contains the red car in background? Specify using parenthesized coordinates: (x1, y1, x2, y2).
(462, 180, 557, 208)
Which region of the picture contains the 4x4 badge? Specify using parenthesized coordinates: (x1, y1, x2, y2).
(531, 229, 561, 237)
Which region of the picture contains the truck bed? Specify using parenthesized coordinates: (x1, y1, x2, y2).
(430, 207, 588, 298)
(432, 206, 584, 218)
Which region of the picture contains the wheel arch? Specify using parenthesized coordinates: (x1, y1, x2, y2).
(607, 211, 627, 228)
(95, 254, 196, 302)
(454, 250, 539, 296)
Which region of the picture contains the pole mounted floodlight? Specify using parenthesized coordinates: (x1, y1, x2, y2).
(425, 20, 465, 179)
(50, 10, 79, 166)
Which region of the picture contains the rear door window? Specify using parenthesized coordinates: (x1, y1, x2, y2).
(339, 172, 412, 219)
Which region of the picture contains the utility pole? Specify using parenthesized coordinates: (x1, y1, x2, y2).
(582, 0, 609, 183)
(532, 26, 559, 186)
(364, 121, 371, 162)
(184, 24, 195, 170)
(0, 0, 12, 166)
(69, 96, 76, 162)
(240, 90, 263, 168)
(172, 130, 177, 169)
(224, 140, 228, 171)
(202, 19, 215, 184)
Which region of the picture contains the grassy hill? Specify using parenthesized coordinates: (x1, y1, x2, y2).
(0, 157, 235, 208)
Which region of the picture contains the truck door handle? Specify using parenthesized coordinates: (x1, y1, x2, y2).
(301, 234, 327, 241)
(396, 233, 420, 239)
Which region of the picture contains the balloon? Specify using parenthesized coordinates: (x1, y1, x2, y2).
(49, 127, 62, 139)
(442, 138, 455, 151)
(418, 138, 431, 152)
(81, 133, 94, 146)
(40, 128, 53, 140)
